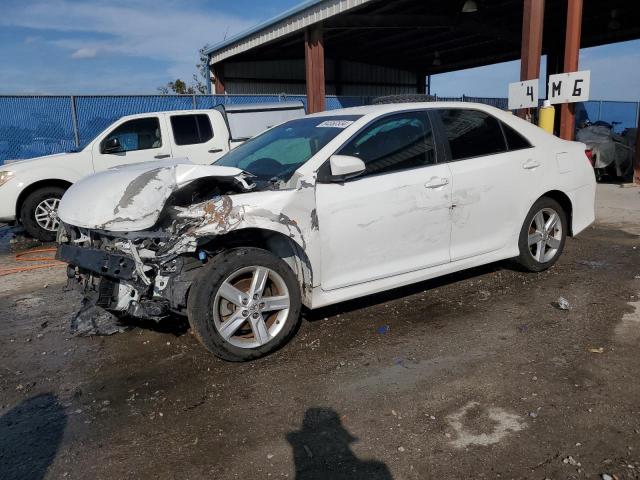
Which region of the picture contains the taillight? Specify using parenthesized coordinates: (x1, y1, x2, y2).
(584, 149, 594, 166)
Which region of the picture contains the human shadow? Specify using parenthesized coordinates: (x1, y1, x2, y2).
(0, 393, 67, 480)
(286, 407, 393, 480)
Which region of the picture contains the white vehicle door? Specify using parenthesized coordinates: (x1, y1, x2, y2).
(167, 113, 228, 164)
(92, 115, 172, 172)
(434, 108, 540, 261)
(315, 110, 452, 291)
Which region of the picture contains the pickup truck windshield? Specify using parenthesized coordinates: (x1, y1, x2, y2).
(215, 115, 362, 182)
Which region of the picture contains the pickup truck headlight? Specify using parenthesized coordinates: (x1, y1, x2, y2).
(0, 171, 14, 187)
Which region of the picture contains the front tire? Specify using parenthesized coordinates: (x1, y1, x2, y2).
(516, 197, 567, 272)
(187, 248, 302, 362)
(20, 186, 66, 241)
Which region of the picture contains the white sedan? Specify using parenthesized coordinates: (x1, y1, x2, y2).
(56, 102, 596, 361)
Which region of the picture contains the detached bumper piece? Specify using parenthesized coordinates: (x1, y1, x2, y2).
(70, 298, 129, 337)
(56, 244, 137, 281)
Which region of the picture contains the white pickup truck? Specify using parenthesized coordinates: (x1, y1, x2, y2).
(0, 102, 305, 240)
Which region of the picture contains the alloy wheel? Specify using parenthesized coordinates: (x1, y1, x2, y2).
(213, 266, 291, 349)
(34, 198, 61, 232)
(527, 207, 563, 263)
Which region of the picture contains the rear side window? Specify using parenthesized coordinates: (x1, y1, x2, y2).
(437, 109, 507, 161)
(501, 121, 532, 150)
(339, 111, 436, 176)
(170, 114, 214, 146)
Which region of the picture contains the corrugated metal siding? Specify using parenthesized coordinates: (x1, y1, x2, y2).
(209, 0, 376, 64)
(340, 60, 415, 85)
(339, 60, 416, 95)
(225, 60, 306, 81)
(224, 59, 306, 94)
(222, 59, 417, 96)
(339, 84, 415, 95)
(224, 82, 308, 95)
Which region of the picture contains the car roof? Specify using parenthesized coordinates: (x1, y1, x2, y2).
(307, 101, 507, 118)
(307, 101, 560, 147)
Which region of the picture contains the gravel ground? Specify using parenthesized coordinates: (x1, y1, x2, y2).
(1, 185, 639, 480)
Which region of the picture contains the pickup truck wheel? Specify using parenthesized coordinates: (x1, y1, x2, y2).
(516, 197, 567, 272)
(187, 247, 302, 362)
(20, 186, 66, 242)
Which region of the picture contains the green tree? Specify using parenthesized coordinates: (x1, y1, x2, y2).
(158, 46, 210, 94)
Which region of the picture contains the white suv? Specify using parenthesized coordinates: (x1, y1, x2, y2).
(56, 103, 595, 361)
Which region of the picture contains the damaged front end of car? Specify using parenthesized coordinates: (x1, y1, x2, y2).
(56, 162, 260, 333)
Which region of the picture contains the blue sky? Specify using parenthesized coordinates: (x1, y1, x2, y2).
(0, 0, 638, 101)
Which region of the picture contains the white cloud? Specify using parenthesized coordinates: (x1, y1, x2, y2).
(70, 47, 98, 59)
(24, 35, 42, 44)
(2, 0, 256, 81)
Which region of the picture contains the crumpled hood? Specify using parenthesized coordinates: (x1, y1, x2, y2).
(58, 158, 250, 231)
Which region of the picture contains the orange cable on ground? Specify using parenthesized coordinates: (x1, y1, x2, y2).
(0, 247, 66, 276)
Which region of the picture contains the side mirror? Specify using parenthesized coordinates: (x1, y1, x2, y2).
(328, 155, 366, 181)
(102, 137, 122, 154)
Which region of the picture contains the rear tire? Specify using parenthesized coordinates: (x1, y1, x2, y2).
(187, 248, 302, 362)
(516, 197, 567, 272)
(20, 186, 66, 242)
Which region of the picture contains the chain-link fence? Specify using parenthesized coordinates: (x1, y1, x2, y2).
(580, 100, 640, 134)
(0, 94, 378, 164)
(0, 94, 637, 165)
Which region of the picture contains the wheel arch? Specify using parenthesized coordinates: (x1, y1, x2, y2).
(538, 190, 573, 236)
(16, 179, 73, 222)
(199, 228, 314, 306)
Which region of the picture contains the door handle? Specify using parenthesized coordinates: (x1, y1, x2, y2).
(522, 159, 540, 170)
(154, 154, 170, 159)
(425, 178, 449, 189)
(208, 148, 223, 154)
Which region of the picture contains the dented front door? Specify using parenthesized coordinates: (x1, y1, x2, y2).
(316, 165, 452, 291)
(315, 110, 452, 291)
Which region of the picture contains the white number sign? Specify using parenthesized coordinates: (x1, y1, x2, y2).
(548, 70, 591, 104)
(508, 79, 539, 110)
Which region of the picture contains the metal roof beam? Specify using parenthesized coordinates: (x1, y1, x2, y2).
(325, 14, 450, 28)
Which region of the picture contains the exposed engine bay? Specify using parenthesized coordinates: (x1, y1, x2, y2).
(56, 161, 315, 333)
(56, 165, 258, 325)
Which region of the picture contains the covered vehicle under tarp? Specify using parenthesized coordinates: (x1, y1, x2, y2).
(576, 125, 634, 179)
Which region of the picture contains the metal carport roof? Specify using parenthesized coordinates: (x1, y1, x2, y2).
(205, 0, 640, 76)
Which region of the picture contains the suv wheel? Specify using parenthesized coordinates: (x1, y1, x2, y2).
(20, 186, 66, 242)
(187, 248, 302, 361)
(516, 197, 567, 272)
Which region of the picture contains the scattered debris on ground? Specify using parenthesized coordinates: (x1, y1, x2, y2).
(69, 299, 129, 336)
(554, 296, 571, 310)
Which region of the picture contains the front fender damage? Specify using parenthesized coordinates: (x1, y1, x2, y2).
(58, 167, 316, 335)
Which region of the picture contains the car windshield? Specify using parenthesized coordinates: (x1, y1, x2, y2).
(215, 115, 362, 182)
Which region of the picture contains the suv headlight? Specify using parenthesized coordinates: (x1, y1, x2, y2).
(0, 171, 14, 187)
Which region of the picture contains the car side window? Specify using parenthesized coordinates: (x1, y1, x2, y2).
(102, 117, 161, 153)
(171, 114, 214, 146)
(437, 109, 507, 161)
(501, 121, 532, 150)
(339, 111, 436, 176)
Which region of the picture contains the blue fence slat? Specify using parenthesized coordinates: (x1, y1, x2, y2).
(0, 94, 638, 165)
(0, 96, 75, 163)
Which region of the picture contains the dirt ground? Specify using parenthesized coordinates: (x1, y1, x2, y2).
(1, 184, 639, 480)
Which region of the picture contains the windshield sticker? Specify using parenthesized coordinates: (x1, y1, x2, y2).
(316, 120, 354, 129)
